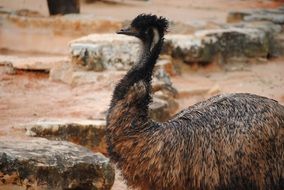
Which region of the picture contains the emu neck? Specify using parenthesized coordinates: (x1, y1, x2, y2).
(107, 36, 163, 129)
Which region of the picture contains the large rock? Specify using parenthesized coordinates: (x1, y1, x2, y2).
(227, 7, 284, 57)
(274, 33, 284, 55)
(0, 138, 115, 190)
(166, 28, 271, 64)
(227, 6, 284, 24)
(150, 96, 178, 122)
(23, 100, 178, 152)
(234, 21, 283, 57)
(50, 56, 176, 88)
(23, 100, 179, 157)
(165, 33, 216, 63)
(244, 9, 284, 24)
(70, 28, 273, 68)
(25, 119, 108, 155)
(70, 34, 141, 71)
(0, 55, 68, 71)
(227, 10, 253, 23)
(69, 7, 284, 69)
(70, 34, 177, 74)
(235, 21, 282, 35)
(49, 60, 126, 86)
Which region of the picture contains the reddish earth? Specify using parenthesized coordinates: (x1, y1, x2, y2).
(81, 0, 284, 24)
(1, 58, 284, 136)
(1, 0, 284, 190)
(1, 57, 284, 190)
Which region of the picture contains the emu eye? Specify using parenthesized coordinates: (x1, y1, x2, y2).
(145, 28, 153, 36)
(144, 29, 149, 35)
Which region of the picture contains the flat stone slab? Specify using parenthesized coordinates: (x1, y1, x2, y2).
(227, 6, 284, 24)
(70, 27, 273, 68)
(226, 7, 284, 57)
(244, 9, 284, 24)
(0, 55, 68, 71)
(24, 119, 108, 155)
(23, 110, 179, 155)
(69, 6, 284, 68)
(70, 34, 141, 71)
(167, 27, 270, 63)
(0, 138, 114, 190)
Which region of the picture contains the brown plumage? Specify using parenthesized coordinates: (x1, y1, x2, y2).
(106, 14, 284, 190)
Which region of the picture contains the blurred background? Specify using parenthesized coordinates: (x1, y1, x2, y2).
(1, 0, 284, 54)
(0, 0, 284, 190)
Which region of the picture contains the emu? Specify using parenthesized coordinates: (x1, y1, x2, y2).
(106, 14, 284, 190)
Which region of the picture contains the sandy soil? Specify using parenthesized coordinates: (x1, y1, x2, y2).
(1, 58, 284, 190)
(1, 0, 284, 190)
(1, 58, 284, 134)
(0, 69, 110, 132)
(1, 0, 284, 55)
(1, 57, 284, 190)
(3, 0, 282, 22)
(81, 0, 284, 22)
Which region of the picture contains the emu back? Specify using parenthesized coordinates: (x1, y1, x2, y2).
(108, 93, 284, 190)
(161, 93, 284, 189)
(106, 14, 284, 190)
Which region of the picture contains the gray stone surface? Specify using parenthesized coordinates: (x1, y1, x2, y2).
(70, 27, 275, 67)
(166, 28, 271, 64)
(70, 34, 141, 71)
(244, 10, 284, 24)
(49, 59, 126, 86)
(0, 62, 15, 75)
(149, 97, 171, 122)
(25, 119, 108, 155)
(0, 138, 115, 190)
(227, 6, 284, 24)
(274, 33, 284, 55)
(226, 7, 284, 58)
(165, 33, 215, 63)
(235, 21, 282, 35)
(227, 10, 253, 23)
(0, 55, 68, 71)
(151, 95, 179, 122)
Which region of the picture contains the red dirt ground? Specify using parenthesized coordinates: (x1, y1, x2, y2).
(1, 0, 284, 189)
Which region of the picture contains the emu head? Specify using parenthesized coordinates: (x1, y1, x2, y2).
(117, 14, 168, 48)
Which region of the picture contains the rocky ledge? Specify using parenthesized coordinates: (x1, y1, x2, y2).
(69, 7, 284, 69)
(69, 28, 271, 69)
(25, 119, 108, 155)
(0, 138, 115, 190)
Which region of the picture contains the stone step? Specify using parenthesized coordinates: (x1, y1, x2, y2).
(24, 119, 108, 155)
(0, 55, 68, 71)
(226, 6, 284, 58)
(167, 28, 270, 64)
(0, 138, 114, 190)
(23, 95, 178, 151)
(274, 33, 284, 56)
(70, 34, 141, 72)
(22, 100, 178, 156)
(69, 27, 274, 68)
(69, 6, 284, 69)
(227, 6, 284, 24)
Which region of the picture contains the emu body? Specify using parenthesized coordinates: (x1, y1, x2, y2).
(106, 14, 284, 190)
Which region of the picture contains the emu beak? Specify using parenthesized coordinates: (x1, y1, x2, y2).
(116, 27, 138, 37)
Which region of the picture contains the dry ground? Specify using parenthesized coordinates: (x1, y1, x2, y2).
(1, 57, 284, 190)
(1, 0, 284, 189)
(1, 58, 284, 136)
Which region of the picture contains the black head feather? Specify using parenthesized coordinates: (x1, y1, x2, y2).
(131, 14, 169, 36)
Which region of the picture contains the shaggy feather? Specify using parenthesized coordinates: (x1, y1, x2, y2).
(106, 14, 284, 190)
(131, 14, 169, 36)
